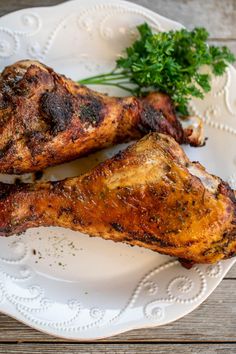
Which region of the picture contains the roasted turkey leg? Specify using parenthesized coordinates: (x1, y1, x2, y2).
(0, 133, 235, 264)
(0, 60, 202, 174)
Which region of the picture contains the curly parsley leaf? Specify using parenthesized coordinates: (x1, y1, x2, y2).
(79, 23, 235, 115)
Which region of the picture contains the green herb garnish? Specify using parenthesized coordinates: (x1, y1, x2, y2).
(79, 23, 235, 115)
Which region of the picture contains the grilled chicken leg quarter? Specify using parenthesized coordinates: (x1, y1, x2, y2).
(0, 60, 202, 174)
(0, 133, 235, 264)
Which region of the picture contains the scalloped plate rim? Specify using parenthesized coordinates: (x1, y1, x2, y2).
(0, 259, 234, 341)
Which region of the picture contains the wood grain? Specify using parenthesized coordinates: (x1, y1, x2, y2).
(0, 343, 236, 354)
(131, 0, 236, 39)
(226, 263, 236, 278)
(0, 0, 236, 350)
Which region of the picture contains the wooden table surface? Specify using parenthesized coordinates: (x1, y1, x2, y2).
(0, 0, 236, 353)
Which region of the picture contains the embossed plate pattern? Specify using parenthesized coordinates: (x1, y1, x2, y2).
(0, 0, 235, 340)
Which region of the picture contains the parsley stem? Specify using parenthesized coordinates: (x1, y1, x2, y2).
(79, 76, 128, 85)
(78, 71, 129, 85)
(77, 23, 235, 115)
(82, 81, 135, 93)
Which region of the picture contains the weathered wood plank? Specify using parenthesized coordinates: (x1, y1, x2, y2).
(226, 263, 236, 278)
(0, 343, 235, 353)
(131, 0, 236, 39)
(0, 0, 236, 39)
(0, 279, 235, 342)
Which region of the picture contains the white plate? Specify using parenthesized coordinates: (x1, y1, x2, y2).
(0, 0, 235, 340)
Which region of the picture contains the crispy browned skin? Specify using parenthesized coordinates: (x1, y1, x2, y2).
(0, 133, 235, 264)
(0, 60, 202, 174)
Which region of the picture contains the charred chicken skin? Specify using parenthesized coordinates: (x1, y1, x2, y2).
(0, 133, 235, 264)
(0, 60, 202, 174)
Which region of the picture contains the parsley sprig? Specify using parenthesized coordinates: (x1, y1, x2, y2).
(79, 23, 235, 115)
